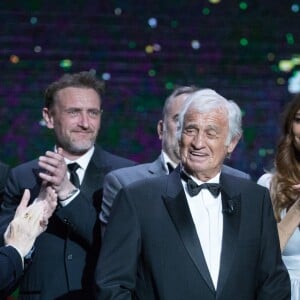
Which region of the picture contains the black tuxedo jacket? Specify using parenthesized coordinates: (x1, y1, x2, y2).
(0, 161, 10, 204)
(0, 145, 135, 300)
(0, 245, 23, 299)
(96, 169, 290, 300)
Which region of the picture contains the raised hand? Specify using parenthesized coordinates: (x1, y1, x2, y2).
(4, 190, 46, 256)
(38, 147, 77, 199)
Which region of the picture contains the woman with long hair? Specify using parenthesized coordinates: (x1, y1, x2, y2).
(258, 93, 300, 299)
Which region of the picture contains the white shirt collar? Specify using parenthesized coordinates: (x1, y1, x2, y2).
(60, 146, 95, 171)
(181, 165, 221, 184)
(160, 151, 177, 174)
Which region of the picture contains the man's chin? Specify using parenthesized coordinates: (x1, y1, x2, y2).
(67, 143, 94, 155)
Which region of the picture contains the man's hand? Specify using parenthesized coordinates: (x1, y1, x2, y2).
(38, 147, 77, 199)
(4, 188, 57, 257)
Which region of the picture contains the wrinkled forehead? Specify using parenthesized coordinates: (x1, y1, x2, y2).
(184, 105, 228, 122)
(182, 108, 230, 137)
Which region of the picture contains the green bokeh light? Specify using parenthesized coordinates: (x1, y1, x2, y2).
(240, 38, 248, 46)
(239, 2, 248, 10)
(59, 59, 72, 68)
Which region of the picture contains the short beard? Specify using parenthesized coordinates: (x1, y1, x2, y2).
(58, 139, 95, 156)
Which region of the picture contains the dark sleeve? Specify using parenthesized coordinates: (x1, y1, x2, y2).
(55, 192, 99, 245)
(0, 168, 24, 246)
(95, 189, 140, 300)
(100, 172, 123, 229)
(55, 155, 136, 245)
(0, 162, 10, 204)
(0, 246, 23, 295)
(256, 189, 291, 300)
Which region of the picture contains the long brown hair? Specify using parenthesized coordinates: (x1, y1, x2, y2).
(271, 93, 300, 221)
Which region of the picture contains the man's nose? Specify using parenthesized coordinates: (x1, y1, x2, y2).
(192, 132, 205, 148)
(78, 112, 89, 128)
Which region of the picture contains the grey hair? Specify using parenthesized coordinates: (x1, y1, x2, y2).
(162, 85, 199, 119)
(176, 88, 242, 146)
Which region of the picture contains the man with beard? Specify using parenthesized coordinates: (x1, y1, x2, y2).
(0, 71, 135, 300)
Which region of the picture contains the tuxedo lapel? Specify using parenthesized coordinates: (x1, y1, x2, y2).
(216, 174, 241, 297)
(81, 158, 105, 195)
(148, 156, 166, 176)
(163, 171, 215, 293)
(80, 147, 107, 205)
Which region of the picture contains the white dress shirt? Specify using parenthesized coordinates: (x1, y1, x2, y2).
(182, 171, 223, 289)
(60, 146, 95, 206)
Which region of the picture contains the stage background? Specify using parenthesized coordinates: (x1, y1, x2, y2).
(1, 0, 300, 181)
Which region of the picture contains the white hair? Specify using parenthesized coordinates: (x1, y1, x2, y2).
(176, 88, 242, 145)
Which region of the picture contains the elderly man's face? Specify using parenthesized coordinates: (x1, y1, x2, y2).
(179, 107, 239, 181)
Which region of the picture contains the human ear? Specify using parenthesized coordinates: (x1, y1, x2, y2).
(42, 108, 54, 129)
(157, 120, 164, 140)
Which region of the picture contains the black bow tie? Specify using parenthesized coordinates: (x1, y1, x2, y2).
(181, 172, 221, 198)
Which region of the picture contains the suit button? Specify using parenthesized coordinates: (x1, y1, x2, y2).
(67, 254, 73, 260)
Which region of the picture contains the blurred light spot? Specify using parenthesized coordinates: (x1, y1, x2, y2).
(102, 72, 111, 80)
(291, 4, 300, 12)
(209, 0, 221, 3)
(292, 55, 300, 66)
(59, 59, 72, 68)
(288, 71, 300, 93)
(153, 43, 161, 51)
(202, 7, 210, 15)
(148, 69, 156, 77)
(267, 52, 275, 61)
(30, 16, 38, 24)
(239, 1, 248, 10)
(278, 60, 293, 72)
(271, 64, 279, 72)
(277, 77, 286, 85)
(286, 33, 294, 45)
(34, 45, 42, 53)
(171, 20, 178, 28)
(191, 40, 201, 50)
(240, 38, 248, 46)
(10, 55, 20, 64)
(114, 7, 122, 15)
(148, 18, 157, 28)
(128, 41, 136, 49)
(165, 82, 174, 90)
(258, 148, 267, 157)
(145, 45, 154, 54)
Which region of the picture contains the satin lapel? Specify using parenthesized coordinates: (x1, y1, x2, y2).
(80, 148, 107, 207)
(216, 174, 241, 297)
(81, 159, 105, 194)
(163, 171, 215, 293)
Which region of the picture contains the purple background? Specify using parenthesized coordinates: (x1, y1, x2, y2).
(1, 1, 300, 180)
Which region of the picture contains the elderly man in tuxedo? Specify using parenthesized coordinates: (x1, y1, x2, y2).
(100, 86, 250, 232)
(96, 89, 290, 300)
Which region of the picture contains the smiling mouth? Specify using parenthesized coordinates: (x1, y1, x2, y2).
(190, 151, 207, 157)
(73, 131, 93, 135)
